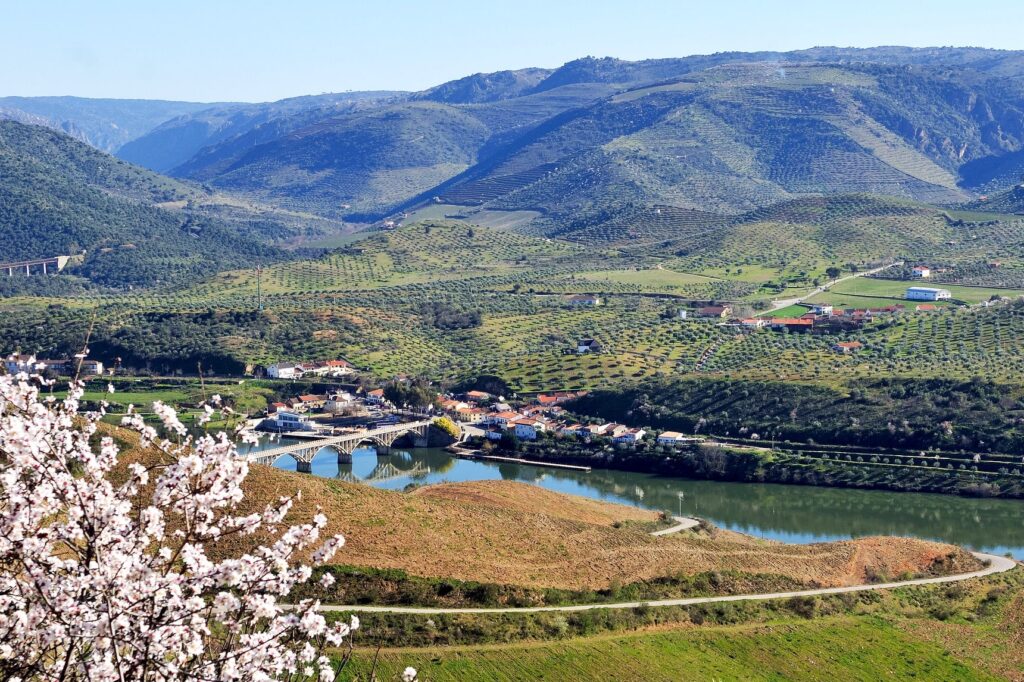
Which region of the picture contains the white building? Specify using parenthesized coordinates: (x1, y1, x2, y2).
(325, 391, 356, 413)
(364, 389, 386, 404)
(657, 431, 697, 446)
(811, 303, 833, 316)
(569, 294, 602, 306)
(905, 287, 951, 302)
(267, 363, 304, 379)
(911, 266, 931, 278)
(269, 411, 315, 432)
(4, 354, 38, 374)
(511, 418, 547, 441)
(613, 428, 646, 444)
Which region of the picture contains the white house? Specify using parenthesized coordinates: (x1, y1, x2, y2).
(657, 431, 696, 446)
(364, 388, 387, 404)
(911, 266, 931, 278)
(577, 338, 602, 354)
(485, 411, 522, 427)
(511, 418, 548, 441)
(326, 391, 356, 413)
(614, 428, 646, 444)
(906, 287, 951, 302)
(79, 360, 105, 376)
(568, 294, 602, 306)
(267, 363, 304, 379)
(4, 354, 38, 374)
(811, 303, 833, 316)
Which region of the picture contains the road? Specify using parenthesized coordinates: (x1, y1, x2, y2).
(316, 552, 1015, 614)
(765, 261, 904, 313)
(651, 516, 700, 536)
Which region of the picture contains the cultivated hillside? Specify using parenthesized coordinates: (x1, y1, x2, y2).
(431, 62, 1024, 222)
(0, 120, 285, 287)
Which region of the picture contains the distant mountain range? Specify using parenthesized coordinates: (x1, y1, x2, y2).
(2, 46, 1024, 275)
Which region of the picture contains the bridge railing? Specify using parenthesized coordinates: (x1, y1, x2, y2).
(247, 420, 432, 461)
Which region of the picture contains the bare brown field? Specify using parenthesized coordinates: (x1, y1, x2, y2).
(109, 427, 980, 591)
(237, 464, 979, 590)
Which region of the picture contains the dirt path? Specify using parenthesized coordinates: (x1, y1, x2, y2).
(765, 261, 904, 313)
(651, 516, 700, 536)
(317, 552, 1016, 614)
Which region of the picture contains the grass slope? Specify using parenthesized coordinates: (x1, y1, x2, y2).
(344, 618, 997, 681)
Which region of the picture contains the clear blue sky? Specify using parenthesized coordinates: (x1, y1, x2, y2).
(3, 0, 1022, 102)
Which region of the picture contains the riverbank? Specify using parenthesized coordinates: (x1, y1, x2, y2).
(487, 434, 1024, 500)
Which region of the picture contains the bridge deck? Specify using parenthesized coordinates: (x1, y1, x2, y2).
(248, 420, 432, 463)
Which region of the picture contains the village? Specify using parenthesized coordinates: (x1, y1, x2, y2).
(260, 377, 702, 452)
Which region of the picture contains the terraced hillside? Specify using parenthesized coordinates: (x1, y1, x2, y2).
(427, 62, 1024, 223)
(0, 120, 294, 288)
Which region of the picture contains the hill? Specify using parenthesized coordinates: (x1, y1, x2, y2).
(108, 421, 974, 592)
(0, 120, 285, 287)
(0, 96, 221, 153)
(177, 102, 492, 219)
(967, 183, 1024, 213)
(104, 48, 1024, 225)
(117, 91, 403, 173)
(426, 62, 1023, 222)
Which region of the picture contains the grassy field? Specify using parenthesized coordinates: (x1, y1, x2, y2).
(340, 617, 999, 681)
(819, 277, 1024, 305)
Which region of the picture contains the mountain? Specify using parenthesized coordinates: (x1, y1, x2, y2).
(116, 92, 405, 172)
(177, 101, 492, 219)
(0, 96, 223, 153)
(89, 48, 1024, 227)
(418, 61, 1024, 224)
(0, 120, 285, 287)
(417, 68, 552, 103)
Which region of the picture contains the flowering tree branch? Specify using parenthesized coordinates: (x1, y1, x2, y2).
(0, 364, 404, 681)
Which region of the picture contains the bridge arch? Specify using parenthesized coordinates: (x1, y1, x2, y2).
(245, 420, 433, 473)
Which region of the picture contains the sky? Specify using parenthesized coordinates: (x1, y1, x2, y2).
(2, 0, 1023, 102)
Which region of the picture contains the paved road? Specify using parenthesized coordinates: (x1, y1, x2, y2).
(317, 552, 1016, 614)
(651, 516, 700, 536)
(766, 261, 904, 313)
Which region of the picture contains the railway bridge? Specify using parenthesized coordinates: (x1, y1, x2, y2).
(247, 420, 432, 472)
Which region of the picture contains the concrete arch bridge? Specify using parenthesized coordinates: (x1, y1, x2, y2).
(247, 420, 431, 473)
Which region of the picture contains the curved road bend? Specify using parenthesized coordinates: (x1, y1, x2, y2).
(317, 552, 1017, 615)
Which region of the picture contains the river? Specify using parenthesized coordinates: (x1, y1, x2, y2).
(239, 439, 1024, 559)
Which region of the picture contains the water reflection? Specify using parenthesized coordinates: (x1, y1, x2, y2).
(239, 438, 1024, 558)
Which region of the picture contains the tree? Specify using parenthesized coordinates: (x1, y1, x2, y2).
(825, 266, 841, 281)
(0, 369, 396, 681)
(432, 416, 460, 439)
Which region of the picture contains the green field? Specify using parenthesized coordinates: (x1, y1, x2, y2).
(818, 277, 1024, 305)
(339, 617, 998, 681)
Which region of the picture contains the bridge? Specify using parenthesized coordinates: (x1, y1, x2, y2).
(1, 256, 70, 276)
(247, 420, 432, 472)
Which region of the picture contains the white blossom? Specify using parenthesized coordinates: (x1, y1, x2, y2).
(0, 373, 360, 680)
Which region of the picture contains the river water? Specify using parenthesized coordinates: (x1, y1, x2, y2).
(238, 439, 1024, 559)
